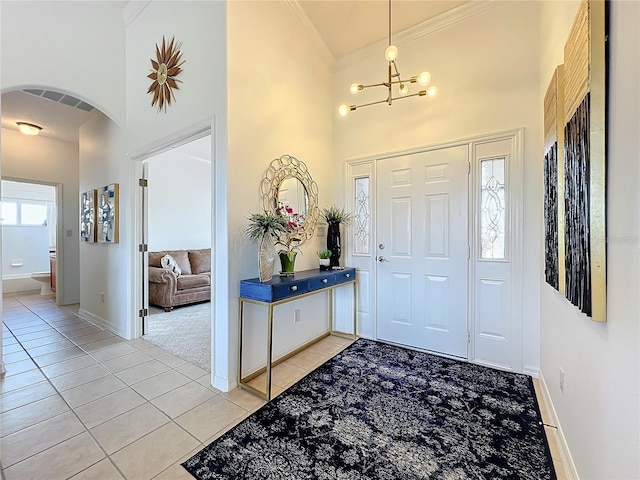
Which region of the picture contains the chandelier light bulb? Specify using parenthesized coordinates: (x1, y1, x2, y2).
(338, 104, 350, 117)
(398, 84, 409, 96)
(427, 86, 438, 97)
(417, 71, 432, 86)
(384, 45, 398, 62)
(350, 83, 362, 95)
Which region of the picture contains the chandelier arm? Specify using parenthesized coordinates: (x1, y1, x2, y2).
(389, 78, 414, 85)
(391, 61, 402, 78)
(360, 82, 389, 89)
(389, 91, 427, 102)
(354, 98, 391, 110)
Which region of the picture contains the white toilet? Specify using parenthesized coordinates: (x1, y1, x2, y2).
(31, 272, 53, 295)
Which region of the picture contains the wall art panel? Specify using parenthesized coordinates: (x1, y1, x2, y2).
(97, 183, 119, 244)
(561, 0, 607, 321)
(80, 190, 97, 243)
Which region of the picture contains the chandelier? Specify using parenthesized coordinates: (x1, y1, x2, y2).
(337, 0, 438, 117)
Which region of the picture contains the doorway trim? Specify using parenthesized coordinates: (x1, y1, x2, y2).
(345, 128, 524, 372)
(127, 118, 214, 344)
(0, 177, 63, 305)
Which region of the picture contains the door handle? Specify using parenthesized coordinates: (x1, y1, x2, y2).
(377, 256, 391, 263)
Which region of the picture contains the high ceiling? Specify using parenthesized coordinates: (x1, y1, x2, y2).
(298, 0, 469, 59)
(1, 0, 468, 144)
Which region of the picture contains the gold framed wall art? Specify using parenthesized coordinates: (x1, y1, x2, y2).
(546, 0, 607, 322)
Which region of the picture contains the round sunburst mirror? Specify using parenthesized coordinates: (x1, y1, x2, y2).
(147, 35, 185, 113)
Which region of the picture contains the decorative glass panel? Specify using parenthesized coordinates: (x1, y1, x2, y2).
(354, 177, 370, 255)
(480, 158, 506, 259)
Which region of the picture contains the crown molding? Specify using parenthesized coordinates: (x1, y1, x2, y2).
(285, 0, 335, 67)
(334, 0, 497, 72)
(122, 1, 150, 26)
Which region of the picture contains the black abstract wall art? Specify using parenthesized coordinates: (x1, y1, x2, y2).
(564, 95, 592, 316)
(543, 142, 559, 291)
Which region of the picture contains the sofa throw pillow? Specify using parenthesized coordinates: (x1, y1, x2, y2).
(160, 254, 181, 277)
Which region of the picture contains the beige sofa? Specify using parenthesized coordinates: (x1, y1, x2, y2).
(148, 249, 211, 311)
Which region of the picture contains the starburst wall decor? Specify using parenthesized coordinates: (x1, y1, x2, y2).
(147, 36, 184, 113)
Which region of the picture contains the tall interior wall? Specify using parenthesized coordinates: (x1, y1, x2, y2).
(333, 1, 542, 372)
(538, 1, 640, 478)
(227, 1, 335, 380)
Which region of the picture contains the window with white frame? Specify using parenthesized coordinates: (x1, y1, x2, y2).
(1, 200, 49, 226)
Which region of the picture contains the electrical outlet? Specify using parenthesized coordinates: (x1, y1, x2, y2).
(294, 309, 301, 323)
(100, 292, 105, 303)
(559, 368, 565, 393)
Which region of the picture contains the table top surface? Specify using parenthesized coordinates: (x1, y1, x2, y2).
(241, 267, 355, 286)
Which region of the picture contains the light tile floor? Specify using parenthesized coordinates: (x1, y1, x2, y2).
(0, 293, 352, 479)
(1, 292, 567, 479)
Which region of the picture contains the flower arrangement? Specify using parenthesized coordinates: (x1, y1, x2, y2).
(246, 207, 303, 277)
(321, 205, 353, 225)
(275, 203, 302, 254)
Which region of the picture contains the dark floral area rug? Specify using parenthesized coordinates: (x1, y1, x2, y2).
(183, 339, 556, 480)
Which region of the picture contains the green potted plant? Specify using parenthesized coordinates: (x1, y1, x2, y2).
(321, 206, 353, 268)
(275, 228, 301, 276)
(245, 211, 286, 282)
(318, 250, 331, 271)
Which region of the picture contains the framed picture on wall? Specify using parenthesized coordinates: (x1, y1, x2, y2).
(97, 183, 119, 244)
(80, 190, 97, 243)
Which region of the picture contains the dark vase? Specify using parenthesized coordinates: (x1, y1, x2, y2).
(327, 223, 341, 268)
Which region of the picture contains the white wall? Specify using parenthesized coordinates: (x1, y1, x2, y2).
(0, 1, 125, 124)
(2, 226, 49, 276)
(147, 149, 211, 251)
(228, 1, 334, 387)
(78, 112, 129, 337)
(539, 1, 640, 478)
(124, 2, 226, 150)
(124, 1, 227, 383)
(1, 129, 80, 304)
(1, 0, 127, 324)
(333, 1, 541, 372)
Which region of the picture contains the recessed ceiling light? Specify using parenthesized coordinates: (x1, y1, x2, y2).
(16, 122, 42, 136)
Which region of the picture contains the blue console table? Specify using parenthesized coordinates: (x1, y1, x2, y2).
(238, 267, 356, 400)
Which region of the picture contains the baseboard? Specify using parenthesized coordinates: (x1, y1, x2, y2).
(213, 374, 237, 393)
(78, 309, 128, 339)
(538, 371, 580, 479)
(2, 276, 40, 294)
(522, 366, 539, 377)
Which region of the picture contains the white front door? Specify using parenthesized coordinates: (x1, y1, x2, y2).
(376, 145, 469, 358)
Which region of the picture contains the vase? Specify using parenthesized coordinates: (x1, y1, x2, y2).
(319, 258, 330, 271)
(258, 235, 276, 282)
(279, 251, 297, 275)
(327, 223, 341, 268)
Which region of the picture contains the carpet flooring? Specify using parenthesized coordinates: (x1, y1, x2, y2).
(183, 338, 556, 480)
(144, 302, 210, 371)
